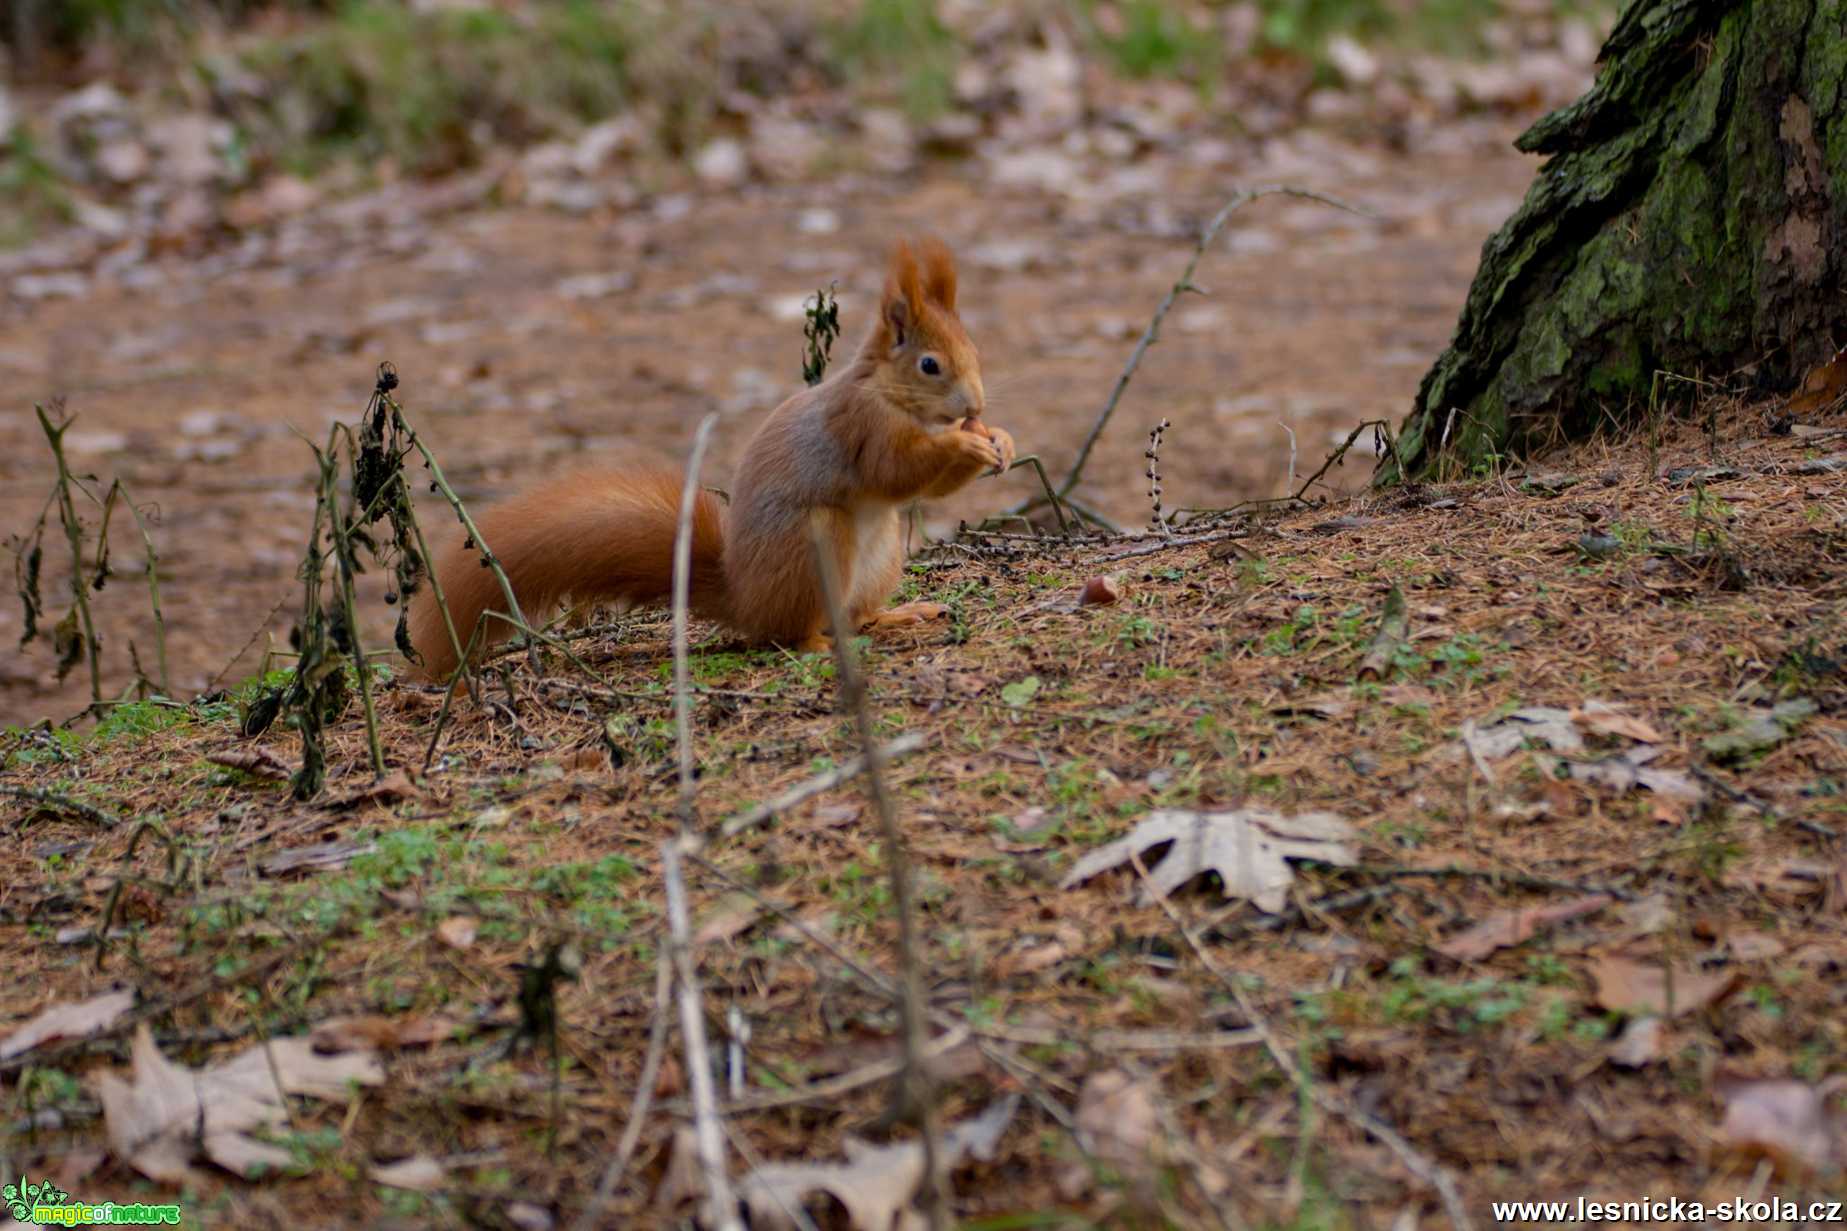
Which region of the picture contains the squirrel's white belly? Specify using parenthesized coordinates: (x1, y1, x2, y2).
(844, 502, 901, 613)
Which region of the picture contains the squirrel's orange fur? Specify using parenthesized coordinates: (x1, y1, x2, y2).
(408, 238, 1015, 678)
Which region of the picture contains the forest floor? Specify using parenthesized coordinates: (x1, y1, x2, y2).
(1, 397, 1843, 1228)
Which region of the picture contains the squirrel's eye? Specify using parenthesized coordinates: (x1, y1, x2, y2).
(919, 355, 941, 376)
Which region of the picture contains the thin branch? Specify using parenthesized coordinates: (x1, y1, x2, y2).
(1057, 185, 1372, 500)
(403, 416, 542, 672)
(674, 413, 721, 830)
(687, 732, 927, 848)
(808, 517, 949, 1231)
(0, 784, 121, 829)
(662, 841, 741, 1230)
(35, 404, 102, 709)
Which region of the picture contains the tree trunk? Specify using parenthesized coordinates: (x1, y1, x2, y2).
(1382, 0, 1847, 479)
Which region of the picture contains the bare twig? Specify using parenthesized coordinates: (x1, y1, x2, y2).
(661, 841, 740, 1230)
(403, 412, 541, 673)
(1004, 454, 1074, 536)
(1055, 185, 1371, 502)
(1277, 420, 1298, 498)
(94, 480, 170, 696)
(1145, 419, 1173, 535)
(808, 518, 949, 1231)
(0, 784, 122, 828)
(663, 1025, 974, 1117)
(34, 403, 102, 709)
(320, 435, 385, 776)
(684, 732, 928, 848)
(674, 414, 721, 829)
(1292, 418, 1395, 503)
(1356, 584, 1407, 680)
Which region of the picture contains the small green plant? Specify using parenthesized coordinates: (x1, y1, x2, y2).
(1085, 0, 1222, 83)
(801, 284, 841, 386)
(833, 0, 958, 119)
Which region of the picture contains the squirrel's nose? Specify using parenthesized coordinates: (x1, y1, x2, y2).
(959, 377, 985, 416)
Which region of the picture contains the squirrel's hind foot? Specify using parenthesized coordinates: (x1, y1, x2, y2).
(862, 602, 948, 632)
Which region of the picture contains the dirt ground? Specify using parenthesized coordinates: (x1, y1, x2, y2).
(1, 401, 1843, 1228)
(0, 117, 1534, 726)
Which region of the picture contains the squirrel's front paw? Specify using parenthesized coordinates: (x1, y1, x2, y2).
(984, 425, 1016, 475)
(948, 428, 1001, 471)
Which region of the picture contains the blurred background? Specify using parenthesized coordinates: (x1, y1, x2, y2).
(0, 0, 1613, 720)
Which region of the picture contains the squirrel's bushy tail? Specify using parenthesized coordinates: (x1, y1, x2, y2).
(407, 470, 727, 679)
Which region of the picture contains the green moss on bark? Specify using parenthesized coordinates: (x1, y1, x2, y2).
(1384, 0, 1847, 480)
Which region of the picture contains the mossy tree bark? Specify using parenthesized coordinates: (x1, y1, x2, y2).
(1383, 0, 1847, 479)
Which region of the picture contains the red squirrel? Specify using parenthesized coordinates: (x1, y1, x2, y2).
(407, 238, 1015, 678)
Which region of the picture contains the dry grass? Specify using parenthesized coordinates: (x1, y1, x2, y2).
(2, 404, 1845, 1229)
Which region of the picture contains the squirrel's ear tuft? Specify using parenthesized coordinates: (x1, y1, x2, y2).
(881, 240, 924, 347)
(918, 236, 957, 311)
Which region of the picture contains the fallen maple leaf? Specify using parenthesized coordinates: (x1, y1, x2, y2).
(1549, 748, 1702, 801)
(729, 1096, 1018, 1231)
(94, 1024, 384, 1183)
(1435, 894, 1611, 962)
(1060, 808, 1357, 912)
(1462, 707, 1584, 760)
(1, 989, 135, 1060)
(1590, 956, 1739, 1018)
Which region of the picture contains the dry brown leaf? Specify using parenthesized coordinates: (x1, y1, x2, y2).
(435, 915, 478, 950)
(1573, 701, 1663, 743)
(693, 891, 765, 946)
(996, 940, 1069, 978)
(1787, 344, 1847, 414)
(1551, 748, 1703, 802)
(205, 745, 291, 780)
(310, 1014, 454, 1052)
(1724, 930, 1786, 961)
(1590, 956, 1740, 1018)
(95, 1024, 383, 1182)
(1060, 808, 1357, 912)
(1608, 1016, 1665, 1068)
(732, 1096, 1017, 1230)
(1, 988, 135, 1060)
(371, 1154, 447, 1192)
(326, 769, 417, 810)
(1269, 694, 1353, 721)
(1069, 1070, 1159, 1196)
(1435, 894, 1612, 962)
(1714, 1076, 1847, 1176)
(260, 839, 376, 876)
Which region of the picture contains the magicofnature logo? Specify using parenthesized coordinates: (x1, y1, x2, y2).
(4, 1174, 183, 1225)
